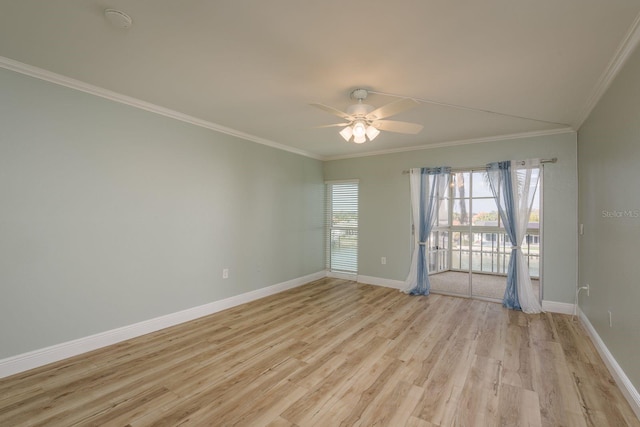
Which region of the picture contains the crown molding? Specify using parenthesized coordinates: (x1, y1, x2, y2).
(573, 11, 640, 129)
(323, 127, 575, 161)
(0, 55, 583, 163)
(0, 56, 323, 161)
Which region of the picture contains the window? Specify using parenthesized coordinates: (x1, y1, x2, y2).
(326, 181, 358, 274)
(449, 169, 540, 278)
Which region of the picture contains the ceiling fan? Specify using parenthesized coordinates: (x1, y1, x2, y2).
(311, 89, 424, 143)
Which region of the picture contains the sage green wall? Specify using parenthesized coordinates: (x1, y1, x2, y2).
(324, 133, 578, 304)
(0, 68, 324, 359)
(578, 45, 640, 390)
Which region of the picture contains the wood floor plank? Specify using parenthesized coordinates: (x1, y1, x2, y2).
(502, 310, 534, 391)
(529, 312, 558, 343)
(288, 351, 347, 390)
(135, 347, 306, 426)
(383, 299, 439, 362)
(184, 359, 308, 426)
(0, 337, 221, 426)
(411, 337, 477, 425)
(455, 384, 500, 427)
(570, 360, 640, 427)
(351, 379, 413, 427)
(404, 312, 462, 387)
(553, 315, 602, 366)
(0, 278, 637, 427)
(497, 383, 542, 427)
(332, 357, 405, 426)
(405, 416, 437, 427)
(280, 335, 392, 426)
(68, 385, 176, 427)
(264, 416, 298, 427)
(531, 339, 587, 427)
(475, 302, 507, 360)
(383, 382, 424, 427)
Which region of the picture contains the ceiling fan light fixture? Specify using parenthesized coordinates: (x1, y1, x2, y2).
(314, 90, 422, 144)
(366, 125, 380, 141)
(352, 121, 366, 138)
(339, 126, 353, 141)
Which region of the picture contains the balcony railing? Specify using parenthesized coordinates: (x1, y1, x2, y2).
(428, 230, 540, 278)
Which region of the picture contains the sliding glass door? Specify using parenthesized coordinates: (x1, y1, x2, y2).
(429, 169, 541, 301)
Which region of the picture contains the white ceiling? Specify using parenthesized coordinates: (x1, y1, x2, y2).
(1, 1, 640, 159)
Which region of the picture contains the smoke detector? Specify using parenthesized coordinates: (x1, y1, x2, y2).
(104, 9, 133, 29)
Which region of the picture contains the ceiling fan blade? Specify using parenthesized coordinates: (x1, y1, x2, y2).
(373, 120, 424, 134)
(310, 103, 353, 121)
(314, 123, 350, 128)
(366, 98, 419, 120)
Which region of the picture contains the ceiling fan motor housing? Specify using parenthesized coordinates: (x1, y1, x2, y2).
(346, 103, 375, 118)
(350, 88, 369, 100)
(311, 88, 423, 139)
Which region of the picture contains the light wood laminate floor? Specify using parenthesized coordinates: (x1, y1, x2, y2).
(1, 278, 638, 426)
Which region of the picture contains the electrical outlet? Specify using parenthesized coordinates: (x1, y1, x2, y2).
(222, 268, 229, 279)
(381, 257, 386, 265)
(608, 310, 613, 327)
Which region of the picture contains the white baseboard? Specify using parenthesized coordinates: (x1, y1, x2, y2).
(0, 270, 326, 379)
(542, 300, 575, 314)
(578, 308, 640, 420)
(357, 275, 406, 290)
(357, 275, 577, 315)
(327, 271, 357, 281)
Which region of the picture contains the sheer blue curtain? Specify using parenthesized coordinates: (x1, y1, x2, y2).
(486, 160, 542, 313)
(404, 167, 451, 296)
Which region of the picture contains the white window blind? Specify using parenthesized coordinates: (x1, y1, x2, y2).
(326, 181, 358, 274)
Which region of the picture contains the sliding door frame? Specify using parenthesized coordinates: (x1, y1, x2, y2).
(429, 167, 543, 304)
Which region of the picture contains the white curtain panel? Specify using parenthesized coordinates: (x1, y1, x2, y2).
(403, 167, 450, 295)
(403, 168, 422, 292)
(512, 159, 542, 313)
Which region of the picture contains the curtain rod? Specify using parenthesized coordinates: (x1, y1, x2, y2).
(402, 158, 557, 174)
